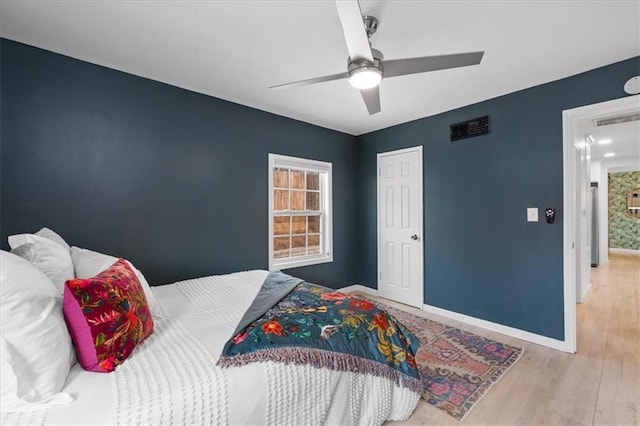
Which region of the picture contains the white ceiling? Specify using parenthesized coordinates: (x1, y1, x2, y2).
(1, 0, 639, 136)
(577, 109, 640, 162)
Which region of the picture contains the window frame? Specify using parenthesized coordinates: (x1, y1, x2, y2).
(268, 153, 333, 270)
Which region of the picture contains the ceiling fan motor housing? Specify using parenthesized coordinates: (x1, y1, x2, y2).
(362, 15, 378, 38)
(348, 48, 384, 77)
(270, 4, 484, 115)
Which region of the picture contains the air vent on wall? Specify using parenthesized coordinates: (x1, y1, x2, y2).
(450, 116, 489, 141)
(592, 112, 640, 127)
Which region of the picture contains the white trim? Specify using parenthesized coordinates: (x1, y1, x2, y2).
(339, 284, 379, 296)
(272, 254, 334, 270)
(376, 146, 424, 309)
(606, 160, 640, 173)
(342, 282, 570, 351)
(579, 282, 591, 304)
(269, 154, 334, 172)
(562, 94, 640, 354)
(609, 247, 640, 255)
(421, 303, 572, 352)
(377, 145, 423, 157)
(268, 153, 333, 271)
(600, 159, 640, 262)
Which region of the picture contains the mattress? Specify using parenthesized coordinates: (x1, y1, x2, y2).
(7, 270, 419, 425)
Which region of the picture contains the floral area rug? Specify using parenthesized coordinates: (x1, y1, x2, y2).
(374, 301, 524, 421)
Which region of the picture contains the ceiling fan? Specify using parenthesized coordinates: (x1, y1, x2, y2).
(270, 0, 484, 115)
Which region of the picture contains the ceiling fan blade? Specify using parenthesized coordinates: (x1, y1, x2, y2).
(269, 72, 348, 89)
(383, 51, 484, 78)
(360, 87, 381, 115)
(335, 0, 373, 63)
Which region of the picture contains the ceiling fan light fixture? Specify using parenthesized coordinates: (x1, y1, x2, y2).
(270, 3, 485, 115)
(348, 66, 382, 89)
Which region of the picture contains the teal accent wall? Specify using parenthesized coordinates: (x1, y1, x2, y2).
(609, 171, 640, 250)
(356, 57, 640, 340)
(0, 39, 358, 287)
(2, 36, 638, 340)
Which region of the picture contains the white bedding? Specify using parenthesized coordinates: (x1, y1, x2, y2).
(3, 270, 419, 425)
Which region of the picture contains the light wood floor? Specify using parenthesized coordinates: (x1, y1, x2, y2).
(381, 252, 640, 426)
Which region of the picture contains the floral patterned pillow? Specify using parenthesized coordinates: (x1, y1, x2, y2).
(63, 258, 154, 372)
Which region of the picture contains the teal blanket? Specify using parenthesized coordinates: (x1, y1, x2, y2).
(217, 271, 421, 392)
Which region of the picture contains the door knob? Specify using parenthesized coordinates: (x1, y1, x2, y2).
(411, 234, 419, 241)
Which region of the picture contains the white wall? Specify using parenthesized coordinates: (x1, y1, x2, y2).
(590, 159, 601, 182)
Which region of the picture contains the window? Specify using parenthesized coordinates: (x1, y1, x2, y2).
(269, 154, 332, 270)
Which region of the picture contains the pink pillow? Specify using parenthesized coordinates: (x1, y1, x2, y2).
(63, 258, 154, 372)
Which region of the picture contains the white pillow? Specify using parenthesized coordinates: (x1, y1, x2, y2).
(33, 227, 71, 251)
(8, 234, 74, 294)
(0, 251, 74, 413)
(70, 247, 163, 318)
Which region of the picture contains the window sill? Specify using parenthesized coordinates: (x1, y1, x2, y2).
(270, 254, 333, 271)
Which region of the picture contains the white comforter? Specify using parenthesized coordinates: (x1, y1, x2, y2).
(4, 270, 419, 425)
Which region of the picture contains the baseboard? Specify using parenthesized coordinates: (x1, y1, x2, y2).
(421, 303, 573, 353)
(581, 282, 592, 302)
(577, 281, 591, 304)
(340, 285, 573, 352)
(340, 284, 379, 296)
(609, 248, 640, 255)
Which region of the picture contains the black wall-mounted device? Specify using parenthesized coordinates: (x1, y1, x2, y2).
(450, 116, 489, 142)
(545, 208, 555, 224)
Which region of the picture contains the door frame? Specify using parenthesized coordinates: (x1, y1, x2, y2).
(562, 94, 640, 353)
(376, 145, 424, 308)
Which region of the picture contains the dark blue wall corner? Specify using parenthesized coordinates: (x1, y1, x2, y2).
(356, 56, 640, 340)
(0, 39, 359, 287)
(2, 35, 638, 341)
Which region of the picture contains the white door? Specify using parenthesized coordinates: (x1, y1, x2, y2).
(377, 146, 424, 308)
(575, 136, 591, 303)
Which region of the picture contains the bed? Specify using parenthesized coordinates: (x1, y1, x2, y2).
(1, 229, 420, 426)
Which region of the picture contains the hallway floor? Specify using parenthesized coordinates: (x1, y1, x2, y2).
(385, 252, 640, 425)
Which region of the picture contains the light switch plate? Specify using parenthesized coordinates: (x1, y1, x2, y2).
(527, 208, 539, 222)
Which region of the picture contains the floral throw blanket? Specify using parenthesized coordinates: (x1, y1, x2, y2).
(217, 271, 421, 392)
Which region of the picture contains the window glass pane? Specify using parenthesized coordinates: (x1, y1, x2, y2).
(306, 172, 319, 190)
(306, 191, 319, 211)
(291, 235, 306, 256)
(273, 168, 289, 188)
(291, 170, 305, 189)
(274, 190, 289, 211)
(291, 216, 306, 234)
(290, 191, 304, 210)
(308, 234, 320, 254)
(274, 237, 290, 259)
(307, 216, 320, 233)
(273, 216, 290, 235)
(270, 155, 331, 269)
